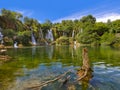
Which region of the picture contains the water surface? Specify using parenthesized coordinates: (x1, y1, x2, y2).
(0, 46, 120, 90)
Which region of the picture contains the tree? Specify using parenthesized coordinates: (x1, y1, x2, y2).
(80, 15, 96, 32)
(80, 15, 96, 24)
(0, 8, 24, 31)
(91, 22, 109, 36)
(1, 8, 23, 20)
(41, 19, 52, 37)
(61, 20, 73, 36)
(111, 20, 120, 33)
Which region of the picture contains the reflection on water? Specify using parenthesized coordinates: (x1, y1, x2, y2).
(0, 46, 120, 90)
(45, 45, 54, 59)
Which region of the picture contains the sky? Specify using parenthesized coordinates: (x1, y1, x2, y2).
(0, 0, 120, 23)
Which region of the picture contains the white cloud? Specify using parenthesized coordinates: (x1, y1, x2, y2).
(53, 12, 120, 23)
(52, 13, 82, 23)
(96, 13, 120, 22)
(52, 6, 108, 23)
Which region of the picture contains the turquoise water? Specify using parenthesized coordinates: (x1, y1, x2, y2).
(0, 46, 120, 90)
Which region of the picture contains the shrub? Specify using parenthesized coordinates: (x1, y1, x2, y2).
(76, 32, 100, 45)
(56, 36, 69, 45)
(17, 31, 31, 46)
(2, 29, 16, 38)
(3, 36, 13, 46)
(101, 32, 115, 45)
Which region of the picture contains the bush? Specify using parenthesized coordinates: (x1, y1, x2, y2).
(3, 36, 13, 46)
(101, 32, 115, 45)
(69, 37, 74, 44)
(111, 37, 120, 47)
(17, 31, 31, 46)
(2, 29, 16, 38)
(76, 32, 100, 45)
(56, 36, 69, 45)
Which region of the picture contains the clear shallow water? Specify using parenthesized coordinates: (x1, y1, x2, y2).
(0, 46, 120, 90)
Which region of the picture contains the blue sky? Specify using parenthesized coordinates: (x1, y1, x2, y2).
(0, 0, 120, 23)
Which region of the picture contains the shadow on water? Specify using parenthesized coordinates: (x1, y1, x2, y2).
(0, 46, 120, 90)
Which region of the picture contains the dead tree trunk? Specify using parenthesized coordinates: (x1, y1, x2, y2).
(77, 48, 93, 81)
(81, 48, 90, 70)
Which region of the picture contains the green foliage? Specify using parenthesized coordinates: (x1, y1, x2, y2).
(101, 32, 115, 45)
(18, 31, 31, 37)
(53, 20, 73, 37)
(80, 15, 96, 33)
(1, 8, 23, 20)
(2, 29, 16, 38)
(17, 31, 31, 46)
(3, 36, 13, 46)
(41, 19, 52, 34)
(80, 15, 96, 24)
(24, 17, 40, 32)
(91, 22, 109, 36)
(113, 37, 120, 47)
(61, 20, 73, 31)
(73, 19, 81, 32)
(111, 20, 120, 33)
(76, 32, 100, 45)
(69, 37, 74, 44)
(56, 36, 69, 45)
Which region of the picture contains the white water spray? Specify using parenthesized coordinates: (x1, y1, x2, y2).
(31, 33, 37, 45)
(46, 29, 54, 41)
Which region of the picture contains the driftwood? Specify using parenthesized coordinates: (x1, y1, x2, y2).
(26, 70, 71, 89)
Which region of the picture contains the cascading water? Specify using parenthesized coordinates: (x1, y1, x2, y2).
(63, 32, 67, 36)
(74, 41, 76, 49)
(45, 29, 54, 41)
(14, 41, 18, 48)
(0, 32, 3, 44)
(39, 29, 43, 39)
(72, 30, 75, 38)
(0, 32, 3, 40)
(80, 28, 83, 33)
(31, 32, 37, 45)
(0, 27, 4, 45)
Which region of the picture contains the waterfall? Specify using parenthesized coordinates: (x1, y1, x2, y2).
(0, 32, 3, 40)
(39, 29, 43, 39)
(14, 41, 18, 48)
(74, 41, 77, 49)
(0, 27, 4, 44)
(31, 33, 37, 45)
(45, 40, 48, 45)
(63, 32, 66, 36)
(45, 29, 54, 41)
(0, 32, 3, 44)
(72, 30, 75, 38)
(80, 28, 83, 33)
